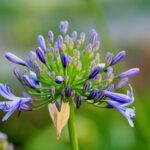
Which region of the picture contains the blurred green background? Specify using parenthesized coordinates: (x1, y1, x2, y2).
(0, 0, 150, 150)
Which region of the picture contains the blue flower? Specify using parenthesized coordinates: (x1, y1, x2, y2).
(104, 90, 131, 103)
(26, 51, 37, 69)
(80, 32, 86, 44)
(116, 78, 128, 89)
(90, 29, 98, 45)
(0, 84, 31, 121)
(88, 89, 98, 99)
(1, 21, 139, 129)
(5, 52, 27, 66)
(106, 85, 135, 127)
(48, 30, 54, 43)
(118, 68, 140, 78)
(83, 81, 91, 93)
(36, 47, 47, 64)
(106, 100, 135, 127)
(89, 66, 101, 79)
(76, 96, 82, 109)
(56, 35, 63, 51)
(29, 71, 40, 86)
(59, 20, 69, 34)
(55, 76, 64, 84)
(37, 35, 47, 52)
(110, 51, 126, 65)
(61, 53, 69, 68)
(13, 67, 22, 81)
(23, 75, 36, 89)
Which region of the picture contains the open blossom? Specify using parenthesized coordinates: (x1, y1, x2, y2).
(0, 21, 140, 136)
(0, 84, 31, 122)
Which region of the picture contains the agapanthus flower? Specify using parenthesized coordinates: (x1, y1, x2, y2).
(0, 84, 31, 121)
(0, 21, 140, 138)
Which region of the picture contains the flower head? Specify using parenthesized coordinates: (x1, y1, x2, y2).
(1, 21, 140, 135)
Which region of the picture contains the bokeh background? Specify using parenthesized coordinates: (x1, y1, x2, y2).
(0, 0, 150, 150)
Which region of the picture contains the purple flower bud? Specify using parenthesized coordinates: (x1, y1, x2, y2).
(57, 35, 63, 51)
(72, 31, 78, 41)
(104, 91, 131, 103)
(96, 91, 104, 101)
(48, 30, 54, 43)
(26, 51, 37, 69)
(106, 52, 113, 65)
(105, 66, 113, 73)
(35, 65, 42, 76)
(86, 43, 93, 52)
(65, 35, 70, 45)
(59, 20, 69, 34)
(37, 35, 47, 52)
(23, 68, 28, 75)
(116, 78, 128, 89)
(88, 89, 98, 99)
(70, 90, 75, 98)
(76, 96, 82, 109)
(29, 72, 39, 85)
(23, 75, 35, 89)
(68, 38, 74, 49)
(89, 66, 101, 79)
(110, 51, 126, 65)
(83, 81, 91, 93)
(80, 32, 86, 43)
(36, 47, 47, 64)
(93, 41, 100, 50)
(13, 67, 22, 80)
(90, 29, 98, 45)
(107, 84, 114, 92)
(55, 76, 64, 84)
(65, 85, 72, 97)
(75, 40, 81, 49)
(50, 86, 55, 96)
(5, 52, 27, 66)
(61, 53, 69, 68)
(118, 68, 140, 78)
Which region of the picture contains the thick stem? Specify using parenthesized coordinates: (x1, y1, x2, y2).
(68, 100, 79, 150)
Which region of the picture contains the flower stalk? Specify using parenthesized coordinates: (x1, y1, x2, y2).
(68, 100, 79, 150)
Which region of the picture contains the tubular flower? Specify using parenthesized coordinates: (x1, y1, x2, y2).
(0, 21, 140, 135)
(0, 84, 31, 121)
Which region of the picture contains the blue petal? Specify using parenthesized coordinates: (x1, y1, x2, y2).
(2, 103, 19, 121)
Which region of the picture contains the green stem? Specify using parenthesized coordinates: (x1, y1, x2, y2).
(68, 100, 79, 150)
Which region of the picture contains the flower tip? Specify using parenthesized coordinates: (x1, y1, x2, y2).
(118, 68, 140, 78)
(55, 76, 64, 84)
(5, 52, 27, 66)
(89, 66, 101, 79)
(59, 20, 69, 34)
(37, 35, 47, 52)
(110, 50, 126, 65)
(36, 47, 47, 64)
(48, 30, 54, 43)
(57, 35, 63, 50)
(61, 53, 69, 68)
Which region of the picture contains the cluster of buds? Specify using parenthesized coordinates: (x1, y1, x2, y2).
(0, 21, 139, 131)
